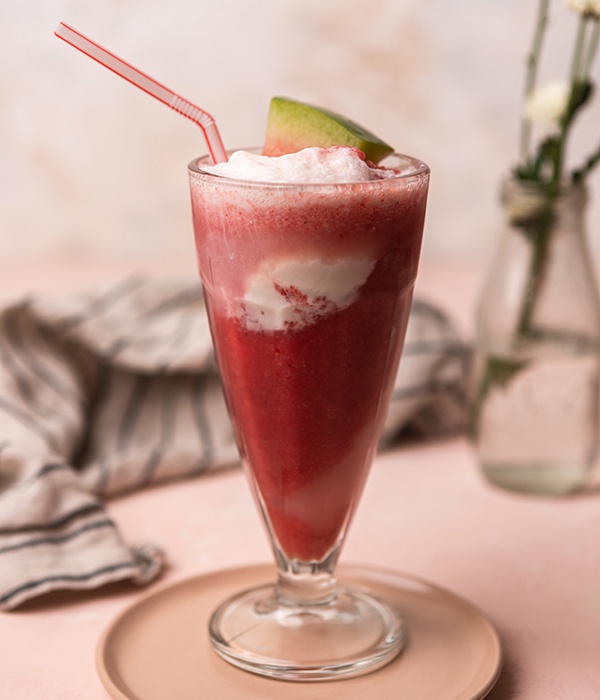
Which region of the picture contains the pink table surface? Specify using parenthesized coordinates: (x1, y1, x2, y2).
(1, 256, 599, 700)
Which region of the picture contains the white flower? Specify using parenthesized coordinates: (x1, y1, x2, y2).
(565, 0, 600, 17)
(523, 81, 570, 127)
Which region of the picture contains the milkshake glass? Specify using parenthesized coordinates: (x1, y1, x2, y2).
(188, 148, 429, 680)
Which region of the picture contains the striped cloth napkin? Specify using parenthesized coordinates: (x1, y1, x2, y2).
(0, 277, 469, 610)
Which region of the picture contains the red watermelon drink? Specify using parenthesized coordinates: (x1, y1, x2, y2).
(189, 145, 429, 680)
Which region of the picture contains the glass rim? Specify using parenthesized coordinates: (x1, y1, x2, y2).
(188, 147, 430, 191)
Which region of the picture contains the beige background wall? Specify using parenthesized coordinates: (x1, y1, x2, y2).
(1, 0, 599, 267)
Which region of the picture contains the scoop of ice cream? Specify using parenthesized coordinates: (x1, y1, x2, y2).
(202, 146, 395, 184)
(241, 257, 376, 330)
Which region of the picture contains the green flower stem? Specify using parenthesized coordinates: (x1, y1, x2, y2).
(516, 14, 599, 335)
(515, 200, 556, 336)
(520, 0, 550, 164)
(582, 18, 600, 76)
(554, 19, 589, 184)
(519, 13, 598, 187)
(570, 15, 589, 82)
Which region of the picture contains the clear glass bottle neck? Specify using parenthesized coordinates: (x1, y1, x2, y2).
(500, 177, 588, 230)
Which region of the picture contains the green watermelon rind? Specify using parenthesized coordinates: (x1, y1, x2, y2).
(264, 96, 394, 164)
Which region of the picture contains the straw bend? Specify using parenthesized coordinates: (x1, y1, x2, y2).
(54, 21, 227, 164)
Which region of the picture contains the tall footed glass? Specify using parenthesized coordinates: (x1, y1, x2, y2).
(188, 150, 429, 681)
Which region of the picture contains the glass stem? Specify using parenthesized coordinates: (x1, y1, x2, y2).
(274, 550, 341, 607)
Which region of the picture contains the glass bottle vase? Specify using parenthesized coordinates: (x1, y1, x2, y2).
(471, 177, 600, 496)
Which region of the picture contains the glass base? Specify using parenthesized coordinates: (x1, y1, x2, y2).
(482, 461, 590, 496)
(208, 582, 405, 681)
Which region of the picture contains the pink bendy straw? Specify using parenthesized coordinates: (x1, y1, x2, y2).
(54, 22, 228, 164)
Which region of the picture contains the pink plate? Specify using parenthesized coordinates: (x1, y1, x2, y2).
(97, 563, 502, 699)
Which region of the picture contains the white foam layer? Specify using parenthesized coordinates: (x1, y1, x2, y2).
(203, 147, 395, 184)
(240, 257, 375, 330)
